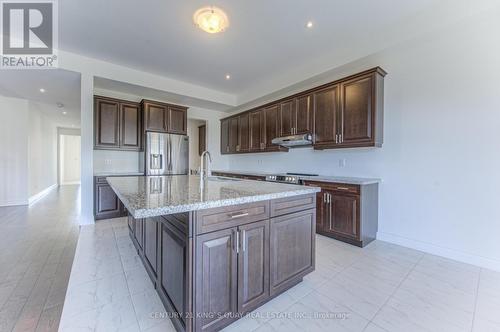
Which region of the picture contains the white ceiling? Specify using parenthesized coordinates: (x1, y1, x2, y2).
(59, 0, 452, 98)
(0, 70, 81, 127)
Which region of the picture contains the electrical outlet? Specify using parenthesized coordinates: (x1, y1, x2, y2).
(339, 158, 346, 168)
(105, 159, 112, 166)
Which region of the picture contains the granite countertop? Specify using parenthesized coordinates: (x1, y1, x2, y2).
(212, 170, 380, 185)
(94, 171, 144, 177)
(106, 175, 320, 219)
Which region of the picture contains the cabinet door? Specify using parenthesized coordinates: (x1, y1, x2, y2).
(264, 104, 279, 148)
(238, 113, 249, 152)
(316, 191, 326, 233)
(128, 214, 135, 234)
(168, 106, 187, 135)
(144, 102, 168, 132)
(160, 220, 187, 322)
(270, 209, 315, 296)
(198, 125, 206, 156)
(237, 220, 269, 313)
(144, 219, 158, 276)
(249, 110, 264, 151)
(295, 94, 312, 134)
(339, 74, 374, 145)
(228, 117, 239, 153)
(195, 228, 237, 332)
(328, 193, 360, 239)
(279, 99, 295, 137)
(220, 119, 230, 154)
(313, 85, 340, 144)
(95, 183, 121, 219)
(94, 97, 120, 149)
(135, 218, 144, 251)
(120, 102, 141, 150)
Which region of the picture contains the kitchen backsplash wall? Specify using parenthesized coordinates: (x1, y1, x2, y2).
(93, 150, 143, 174)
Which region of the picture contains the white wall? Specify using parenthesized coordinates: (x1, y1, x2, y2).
(226, 8, 500, 270)
(0, 96, 29, 206)
(187, 119, 206, 173)
(60, 135, 81, 184)
(29, 103, 58, 197)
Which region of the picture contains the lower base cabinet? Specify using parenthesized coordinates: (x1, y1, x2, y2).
(94, 176, 128, 220)
(129, 194, 316, 332)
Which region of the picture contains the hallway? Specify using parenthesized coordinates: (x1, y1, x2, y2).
(0, 185, 80, 332)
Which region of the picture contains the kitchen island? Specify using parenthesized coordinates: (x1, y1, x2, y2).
(107, 175, 320, 332)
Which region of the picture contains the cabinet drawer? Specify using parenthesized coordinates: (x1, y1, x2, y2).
(270, 194, 315, 217)
(195, 201, 270, 235)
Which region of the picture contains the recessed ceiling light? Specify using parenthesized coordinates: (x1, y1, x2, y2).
(225, 74, 231, 80)
(39, 88, 45, 93)
(193, 6, 229, 34)
(71, 124, 75, 127)
(306, 21, 313, 28)
(62, 111, 67, 115)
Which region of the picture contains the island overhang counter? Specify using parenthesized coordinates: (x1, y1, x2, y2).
(107, 175, 320, 332)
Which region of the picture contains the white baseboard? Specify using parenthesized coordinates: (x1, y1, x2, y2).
(377, 231, 500, 272)
(0, 200, 28, 207)
(29, 184, 58, 205)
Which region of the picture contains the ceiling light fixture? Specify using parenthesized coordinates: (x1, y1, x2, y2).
(62, 111, 67, 115)
(225, 74, 231, 80)
(306, 21, 313, 28)
(193, 6, 229, 34)
(39, 88, 45, 93)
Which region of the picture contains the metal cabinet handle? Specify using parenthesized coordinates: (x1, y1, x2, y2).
(335, 134, 338, 144)
(323, 193, 327, 203)
(235, 230, 240, 254)
(329, 194, 333, 230)
(229, 212, 249, 219)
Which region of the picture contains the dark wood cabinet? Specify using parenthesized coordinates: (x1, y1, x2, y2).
(295, 94, 313, 135)
(144, 219, 158, 277)
(195, 228, 238, 332)
(135, 218, 144, 251)
(237, 113, 249, 152)
(264, 104, 279, 149)
(270, 209, 315, 296)
(219, 67, 385, 154)
(94, 176, 128, 220)
(237, 220, 269, 313)
(94, 97, 120, 149)
(143, 101, 168, 132)
(169, 106, 187, 135)
(279, 99, 295, 137)
(304, 180, 378, 247)
(198, 125, 206, 156)
(120, 102, 142, 150)
(159, 218, 188, 324)
(313, 85, 340, 145)
(249, 110, 265, 151)
(220, 119, 229, 154)
(142, 100, 187, 135)
(279, 96, 312, 136)
(228, 117, 239, 153)
(94, 96, 141, 151)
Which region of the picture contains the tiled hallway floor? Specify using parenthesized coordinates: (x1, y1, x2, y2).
(0, 185, 80, 332)
(60, 217, 500, 332)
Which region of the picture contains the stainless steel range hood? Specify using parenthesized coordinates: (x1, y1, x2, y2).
(271, 134, 313, 147)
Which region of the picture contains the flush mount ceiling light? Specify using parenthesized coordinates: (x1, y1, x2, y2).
(193, 6, 229, 34)
(39, 88, 45, 93)
(225, 74, 231, 80)
(306, 21, 314, 28)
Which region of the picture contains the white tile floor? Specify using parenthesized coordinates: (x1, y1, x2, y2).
(59, 218, 500, 332)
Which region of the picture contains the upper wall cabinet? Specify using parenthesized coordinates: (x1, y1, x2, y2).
(94, 96, 141, 151)
(142, 100, 187, 135)
(219, 67, 386, 154)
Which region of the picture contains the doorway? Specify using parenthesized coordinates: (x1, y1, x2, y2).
(59, 134, 81, 185)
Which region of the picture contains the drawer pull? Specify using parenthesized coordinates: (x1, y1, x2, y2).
(336, 186, 350, 191)
(229, 212, 249, 219)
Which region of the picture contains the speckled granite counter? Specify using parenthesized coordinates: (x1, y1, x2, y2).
(106, 175, 320, 218)
(213, 170, 380, 185)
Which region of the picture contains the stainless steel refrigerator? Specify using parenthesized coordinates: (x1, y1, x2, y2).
(145, 132, 189, 176)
